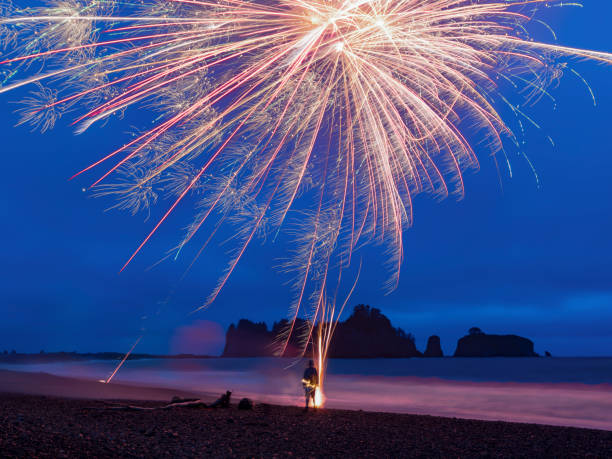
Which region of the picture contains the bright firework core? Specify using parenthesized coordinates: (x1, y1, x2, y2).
(0, 0, 611, 360)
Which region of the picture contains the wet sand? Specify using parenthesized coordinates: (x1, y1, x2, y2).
(0, 370, 611, 457)
(0, 369, 212, 402)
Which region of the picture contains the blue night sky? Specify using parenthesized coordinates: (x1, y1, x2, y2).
(1, 3, 611, 357)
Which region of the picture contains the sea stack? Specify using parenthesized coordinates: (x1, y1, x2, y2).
(453, 328, 537, 357)
(424, 335, 443, 357)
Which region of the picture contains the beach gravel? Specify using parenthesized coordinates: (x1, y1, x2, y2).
(0, 393, 611, 457)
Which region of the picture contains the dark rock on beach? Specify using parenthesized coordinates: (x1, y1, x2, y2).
(238, 398, 253, 410)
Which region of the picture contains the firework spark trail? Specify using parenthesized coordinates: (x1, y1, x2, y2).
(104, 335, 142, 384)
(1, 0, 611, 359)
(308, 259, 361, 407)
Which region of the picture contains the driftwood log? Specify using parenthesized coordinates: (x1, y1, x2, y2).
(102, 391, 231, 411)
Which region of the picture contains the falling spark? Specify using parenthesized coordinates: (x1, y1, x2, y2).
(307, 261, 360, 407)
(104, 335, 142, 384)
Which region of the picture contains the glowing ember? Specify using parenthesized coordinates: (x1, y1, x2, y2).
(314, 386, 324, 408)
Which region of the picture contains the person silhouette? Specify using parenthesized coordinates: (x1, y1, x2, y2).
(302, 360, 319, 411)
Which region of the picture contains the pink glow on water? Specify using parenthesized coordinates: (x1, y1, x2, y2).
(322, 376, 612, 431)
(2, 358, 611, 431)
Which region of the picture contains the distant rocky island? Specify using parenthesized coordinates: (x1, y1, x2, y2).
(223, 305, 421, 358)
(223, 305, 540, 358)
(2, 307, 542, 360)
(0, 351, 213, 364)
(453, 327, 537, 357)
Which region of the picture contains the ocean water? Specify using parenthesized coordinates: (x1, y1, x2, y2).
(2, 357, 611, 431)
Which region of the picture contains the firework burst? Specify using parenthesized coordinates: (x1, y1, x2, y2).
(1, 0, 611, 365)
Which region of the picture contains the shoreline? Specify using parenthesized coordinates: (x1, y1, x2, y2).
(0, 369, 213, 402)
(2, 367, 612, 432)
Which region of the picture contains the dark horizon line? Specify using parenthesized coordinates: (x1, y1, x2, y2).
(1, 350, 611, 359)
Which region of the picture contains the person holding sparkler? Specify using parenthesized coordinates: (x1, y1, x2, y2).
(302, 360, 319, 411)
